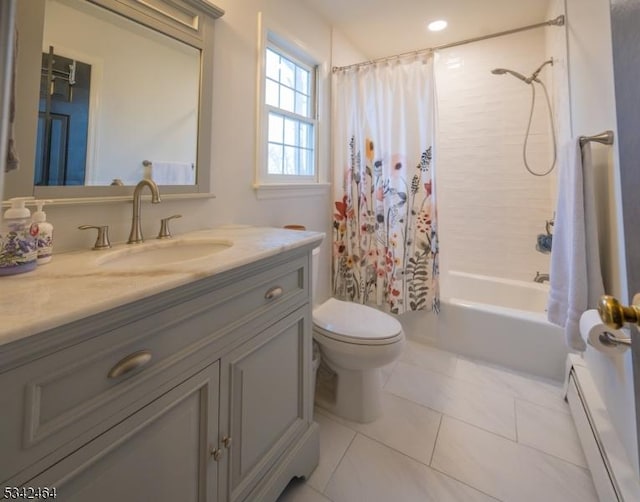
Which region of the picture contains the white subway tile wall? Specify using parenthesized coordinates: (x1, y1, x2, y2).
(435, 28, 559, 284)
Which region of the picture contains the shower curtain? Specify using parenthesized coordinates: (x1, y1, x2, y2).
(332, 55, 439, 315)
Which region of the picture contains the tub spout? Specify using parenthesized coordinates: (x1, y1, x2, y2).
(534, 272, 549, 283)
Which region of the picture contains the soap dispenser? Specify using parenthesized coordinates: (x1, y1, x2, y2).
(0, 197, 38, 275)
(33, 200, 54, 264)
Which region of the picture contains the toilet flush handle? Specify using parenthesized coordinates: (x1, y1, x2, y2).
(265, 286, 283, 300)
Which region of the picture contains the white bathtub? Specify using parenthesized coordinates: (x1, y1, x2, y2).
(435, 271, 568, 381)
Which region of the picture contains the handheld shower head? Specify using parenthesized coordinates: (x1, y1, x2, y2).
(491, 68, 529, 83)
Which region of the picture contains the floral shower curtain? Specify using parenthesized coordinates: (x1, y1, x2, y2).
(332, 55, 439, 315)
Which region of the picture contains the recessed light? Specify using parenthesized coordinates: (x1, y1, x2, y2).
(428, 20, 448, 32)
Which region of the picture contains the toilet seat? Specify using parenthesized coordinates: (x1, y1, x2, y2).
(313, 298, 403, 346)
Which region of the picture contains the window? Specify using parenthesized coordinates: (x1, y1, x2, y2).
(255, 24, 326, 196)
(264, 46, 315, 178)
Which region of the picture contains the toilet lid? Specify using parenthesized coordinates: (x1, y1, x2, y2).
(312, 298, 402, 344)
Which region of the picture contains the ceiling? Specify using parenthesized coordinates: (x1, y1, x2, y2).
(302, 0, 553, 60)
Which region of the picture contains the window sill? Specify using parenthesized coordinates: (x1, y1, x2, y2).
(253, 182, 330, 200)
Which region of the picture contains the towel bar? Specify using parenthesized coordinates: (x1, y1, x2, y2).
(579, 130, 614, 148)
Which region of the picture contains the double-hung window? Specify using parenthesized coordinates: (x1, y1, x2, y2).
(264, 45, 316, 179)
(259, 35, 318, 186)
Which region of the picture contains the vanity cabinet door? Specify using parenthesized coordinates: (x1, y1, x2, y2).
(220, 308, 312, 502)
(27, 362, 221, 502)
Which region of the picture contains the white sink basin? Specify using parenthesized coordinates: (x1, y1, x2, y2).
(96, 239, 233, 269)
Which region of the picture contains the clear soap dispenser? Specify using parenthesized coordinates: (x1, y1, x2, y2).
(33, 200, 54, 264)
(0, 197, 38, 275)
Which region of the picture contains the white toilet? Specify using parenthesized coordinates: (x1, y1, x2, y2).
(312, 248, 405, 423)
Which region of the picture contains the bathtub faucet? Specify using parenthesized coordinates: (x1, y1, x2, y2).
(534, 272, 550, 283)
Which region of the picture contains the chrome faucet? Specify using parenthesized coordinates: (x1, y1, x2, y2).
(534, 271, 550, 283)
(127, 179, 161, 244)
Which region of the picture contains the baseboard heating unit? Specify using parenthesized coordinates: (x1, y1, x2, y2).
(565, 354, 640, 501)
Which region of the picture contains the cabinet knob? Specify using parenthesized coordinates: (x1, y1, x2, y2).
(265, 286, 283, 301)
(222, 435, 232, 448)
(209, 446, 222, 461)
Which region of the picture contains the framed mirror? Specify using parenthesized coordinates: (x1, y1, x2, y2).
(4, 0, 223, 202)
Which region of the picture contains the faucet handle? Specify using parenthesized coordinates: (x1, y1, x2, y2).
(157, 214, 182, 239)
(79, 225, 112, 250)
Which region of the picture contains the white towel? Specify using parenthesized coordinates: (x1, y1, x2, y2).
(151, 161, 195, 185)
(547, 140, 604, 351)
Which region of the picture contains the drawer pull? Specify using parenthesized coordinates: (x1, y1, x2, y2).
(265, 286, 283, 301)
(222, 435, 232, 448)
(107, 350, 152, 379)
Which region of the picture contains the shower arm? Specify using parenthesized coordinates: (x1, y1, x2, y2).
(529, 59, 553, 83)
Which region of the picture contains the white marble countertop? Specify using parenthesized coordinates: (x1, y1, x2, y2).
(0, 226, 324, 347)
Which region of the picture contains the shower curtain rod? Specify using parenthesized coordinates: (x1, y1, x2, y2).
(332, 15, 565, 73)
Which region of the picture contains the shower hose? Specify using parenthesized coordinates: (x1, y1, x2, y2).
(523, 79, 557, 177)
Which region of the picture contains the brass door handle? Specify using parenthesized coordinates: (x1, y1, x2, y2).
(222, 435, 232, 448)
(107, 350, 152, 379)
(598, 295, 640, 329)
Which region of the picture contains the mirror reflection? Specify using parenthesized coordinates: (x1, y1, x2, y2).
(20, 0, 200, 190)
(38, 46, 91, 186)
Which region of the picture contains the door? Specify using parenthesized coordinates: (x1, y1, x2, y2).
(28, 362, 221, 502)
(220, 308, 312, 502)
(609, 0, 640, 473)
(36, 49, 91, 186)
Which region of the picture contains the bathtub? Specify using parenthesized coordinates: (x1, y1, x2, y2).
(434, 271, 568, 381)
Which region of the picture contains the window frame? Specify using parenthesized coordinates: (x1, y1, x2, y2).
(255, 14, 328, 197)
(264, 45, 317, 180)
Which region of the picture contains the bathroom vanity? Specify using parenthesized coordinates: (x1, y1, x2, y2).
(0, 227, 323, 501)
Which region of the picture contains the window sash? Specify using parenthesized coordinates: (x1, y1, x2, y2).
(266, 44, 316, 119)
(266, 107, 316, 177)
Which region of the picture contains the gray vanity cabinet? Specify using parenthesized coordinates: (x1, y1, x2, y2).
(0, 245, 319, 502)
(221, 309, 313, 502)
(26, 362, 221, 501)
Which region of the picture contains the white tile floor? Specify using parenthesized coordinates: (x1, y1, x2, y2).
(278, 339, 599, 502)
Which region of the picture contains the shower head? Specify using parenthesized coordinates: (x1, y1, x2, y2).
(491, 68, 530, 83)
(491, 59, 554, 84)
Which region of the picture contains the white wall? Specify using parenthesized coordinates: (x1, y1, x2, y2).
(330, 29, 366, 68)
(436, 29, 556, 287)
(6, 0, 349, 303)
(565, 0, 638, 475)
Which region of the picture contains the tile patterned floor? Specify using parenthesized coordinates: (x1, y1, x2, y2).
(278, 339, 598, 502)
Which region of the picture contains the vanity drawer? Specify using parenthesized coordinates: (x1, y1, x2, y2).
(0, 253, 309, 484)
